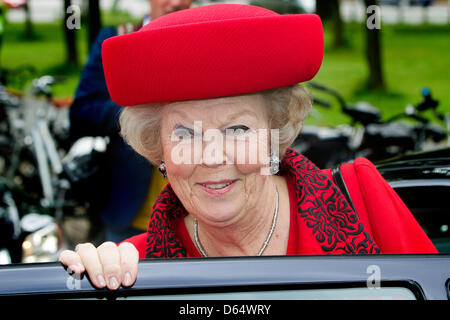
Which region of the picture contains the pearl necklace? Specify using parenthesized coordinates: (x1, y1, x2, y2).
(193, 187, 279, 257)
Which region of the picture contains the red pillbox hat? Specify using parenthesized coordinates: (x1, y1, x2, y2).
(102, 4, 324, 107)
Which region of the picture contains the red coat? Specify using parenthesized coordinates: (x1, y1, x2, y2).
(124, 149, 437, 259)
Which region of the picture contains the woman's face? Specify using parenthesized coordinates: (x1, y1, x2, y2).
(160, 94, 274, 227)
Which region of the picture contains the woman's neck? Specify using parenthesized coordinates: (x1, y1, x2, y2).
(185, 175, 290, 256)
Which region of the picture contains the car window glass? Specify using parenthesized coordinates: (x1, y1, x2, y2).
(391, 185, 450, 254)
(115, 287, 416, 300)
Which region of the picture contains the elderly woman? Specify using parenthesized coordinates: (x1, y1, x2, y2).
(59, 4, 436, 290)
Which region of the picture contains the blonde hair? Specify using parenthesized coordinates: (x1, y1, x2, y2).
(119, 103, 165, 165)
(259, 85, 312, 159)
(120, 84, 312, 165)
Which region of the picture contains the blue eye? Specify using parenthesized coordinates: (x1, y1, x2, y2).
(173, 126, 195, 140)
(226, 125, 250, 135)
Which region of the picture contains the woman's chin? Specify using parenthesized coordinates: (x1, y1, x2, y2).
(189, 181, 245, 225)
(196, 203, 243, 226)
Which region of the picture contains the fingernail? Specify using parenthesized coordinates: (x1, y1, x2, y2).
(109, 276, 119, 289)
(124, 272, 131, 286)
(76, 263, 84, 272)
(97, 274, 106, 287)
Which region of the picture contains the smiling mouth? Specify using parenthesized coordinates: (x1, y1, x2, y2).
(201, 182, 233, 189)
(198, 180, 238, 191)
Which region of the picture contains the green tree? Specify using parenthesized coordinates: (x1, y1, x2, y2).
(23, 0, 33, 39)
(316, 0, 345, 49)
(87, 0, 102, 50)
(364, 0, 385, 90)
(63, 0, 78, 65)
(316, 0, 333, 19)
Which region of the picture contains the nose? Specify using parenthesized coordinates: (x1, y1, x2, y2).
(199, 131, 226, 168)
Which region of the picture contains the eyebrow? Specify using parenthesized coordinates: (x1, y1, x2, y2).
(170, 109, 259, 127)
(224, 110, 259, 124)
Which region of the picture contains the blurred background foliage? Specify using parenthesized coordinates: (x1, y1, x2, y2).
(0, 0, 448, 127)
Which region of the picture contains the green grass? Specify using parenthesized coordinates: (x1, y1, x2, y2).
(0, 11, 141, 97)
(1, 20, 87, 97)
(1, 14, 449, 128)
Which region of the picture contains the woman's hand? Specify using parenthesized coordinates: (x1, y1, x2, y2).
(58, 241, 139, 290)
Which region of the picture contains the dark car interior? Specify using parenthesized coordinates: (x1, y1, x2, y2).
(393, 184, 450, 253)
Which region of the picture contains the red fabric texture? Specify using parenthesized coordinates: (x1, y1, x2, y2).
(102, 4, 324, 106)
(124, 152, 437, 257)
(348, 158, 436, 253)
(285, 174, 301, 255)
(323, 159, 437, 254)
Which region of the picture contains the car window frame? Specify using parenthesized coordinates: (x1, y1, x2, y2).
(0, 254, 448, 300)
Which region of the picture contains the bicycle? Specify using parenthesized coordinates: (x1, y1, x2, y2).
(293, 82, 449, 168)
